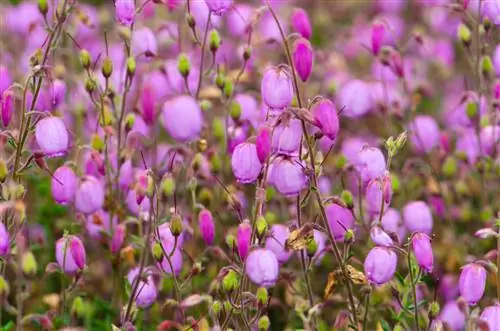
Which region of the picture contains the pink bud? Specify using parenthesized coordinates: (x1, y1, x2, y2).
(412, 233, 433, 273)
(1, 91, 13, 127)
(256, 125, 271, 163)
(140, 84, 155, 126)
(110, 224, 126, 253)
(35, 117, 69, 157)
(459, 263, 486, 305)
(390, 50, 404, 78)
(371, 22, 385, 55)
(292, 38, 314, 82)
(75, 176, 105, 214)
(237, 221, 251, 261)
(231, 142, 262, 184)
(115, 0, 135, 26)
(70, 236, 86, 269)
(0, 223, 9, 257)
(198, 209, 215, 245)
(311, 99, 339, 140)
(261, 67, 294, 110)
(290, 8, 312, 39)
(56, 236, 85, 274)
(246, 248, 280, 288)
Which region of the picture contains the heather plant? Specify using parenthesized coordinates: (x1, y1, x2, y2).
(0, 0, 498, 330)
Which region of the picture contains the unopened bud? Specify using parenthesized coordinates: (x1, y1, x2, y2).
(429, 301, 440, 319)
(200, 100, 212, 111)
(170, 214, 183, 237)
(215, 74, 225, 90)
(71, 297, 85, 318)
(197, 139, 208, 152)
(38, 0, 48, 15)
(481, 55, 493, 78)
(161, 175, 175, 198)
(91, 134, 105, 152)
(186, 13, 196, 28)
(225, 234, 236, 249)
(223, 79, 233, 98)
(22, 251, 38, 277)
(256, 216, 268, 238)
(243, 46, 252, 61)
(212, 300, 222, 315)
(177, 53, 191, 78)
(341, 190, 354, 209)
(344, 229, 355, 244)
(80, 50, 91, 70)
(483, 17, 492, 32)
(229, 101, 241, 121)
(209, 29, 221, 53)
(258, 316, 270, 331)
(442, 156, 457, 178)
(307, 238, 318, 257)
(102, 57, 113, 78)
(0, 159, 7, 182)
(457, 23, 471, 46)
(212, 118, 224, 141)
(0, 276, 9, 297)
(466, 102, 478, 119)
(222, 270, 239, 292)
(125, 113, 136, 132)
(85, 76, 97, 94)
(152, 242, 163, 261)
(256, 287, 268, 306)
(126, 57, 136, 77)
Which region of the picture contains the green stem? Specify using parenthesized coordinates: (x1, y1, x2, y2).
(407, 248, 420, 331)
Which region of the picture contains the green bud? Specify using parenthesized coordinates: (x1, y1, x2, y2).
(223, 79, 233, 98)
(209, 29, 221, 53)
(170, 214, 183, 237)
(0, 159, 7, 182)
(481, 55, 493, 77)
(177, 53, 191, 78)
(215, 74, 225, 89)
(212, 300, 222, 315)
(483, 17, 492, 31)
(390, 173, 400, 192)
(466, 102, 478, 119)
(102, 57, 113, 78)
(457, 23, 471, 46)
(0, 276, 10, 296)
(22, 251, 37, 277)
(125, 113, 136, 132)
(152, 242, 163, 261)
(258, 316, 270, 331)
(192, 153, 203, 172)
(256, 287, 268, 306)
(91, 134, 105, 152)
(212, 118, 225, 142)
(341, 190, 354, 209)
(161, 175, 176, 198)
(394, 131, 407, 151)
(243, 46, 252, 61)
(343, 229, 354, 244)
(71, 297, 85, 318)
(480, 115, 490, 128)
(38, 0, 48, 15)
(307, 238, 318, 257)
(455, 180, 468, 195)
(265, 211, 277, 225)
(223, 301, 232, 314)
(210, 153, 222, 173)
(15, 184, 25, 199)
(442, 156, 457, 178)
(265, 187, 276, 201)
(80, 49, 91, 70)
(335, 154, 347, 169)
(198, 188, 213, 207)
(126, 57, 136, 77)
(200, 99, 212, 111)
(85, 76, 97, 94)
(186, 13, 196, 28)
(256, 216, 268, 238)
(222, 270, 239, 293)
(429, 301, 440, 319)
(226, 234, 236, 249)
(229, 101, 242, 121)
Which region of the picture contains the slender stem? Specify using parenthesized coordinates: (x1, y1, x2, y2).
(496, 233, 500, 301)
(362, 290, 371, 331)
(407, 249, 420, 331)
(266, 3, 360, 327)
(195, 11, 212, 99)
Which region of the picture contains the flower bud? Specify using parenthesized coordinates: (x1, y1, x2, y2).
(222, 270, 239, 292)
(261, 67, 294, 110)
(75, 177, 105, 214)
(229, 101, 241, 121)
(480, 304, 500, 331)
(0, 159, 7, 183)
(1, 90, 13, 127)
(258, 316, 270, 331)
(306, 238, 318, 257)
(209, 29, 221, 53)
(256, 216, 268, 239)
(364, 247, 397, 285)
(341, 190, 354, 209)
(177, 53, 191, 78)
(246, 249, 279, 288)
(198, 209, 215, 245)
(231, 142, 262, 184)
(170, 214, 183, 237)
(243, 46, 252, 61)
(212, 300, 222, 315)
(457, 23, 471, 46)
(292, 38, 314, 82)
(226, 234, 236, 249)
(80, 50, 91, 70)
(71, 297, 85, 318)
(204, 0, 233, 15)
(371, 21, 385, 55)
(51, 166, 78, 205)
(35, 117, 69, 157)
(110, 224, 126, 254)
(38, 0, 48, 15)
(256, 125, 271, 163)
(215, 74, 225, 89)
(85, 76, 97, 94)
(311, 99, 339, 141)
(459, 263, 486, 305)
(152, 242, 163, 261)
(161, 175, 176, 198)
(412, 233, 433, 273)
(256, 287, 268, 306)
(481, 55, 493, 78)
(91, 134, 105, 152)
(22, 251, 38, 277)
(403, 201, 433, 235)
(0, 276, 9, 297)
(442, 156, 457, 178)
(237, 221, 251, 260)
(429, 301, 440, 319)
(101, 57, 113, 79)
(291, 8, 312, 39)
(115, 0, 135, 26)
(223, 79, 233, 98)
(0, 223, 9, 257)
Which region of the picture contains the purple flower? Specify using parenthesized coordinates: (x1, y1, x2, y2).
(231, 142, 262, 184)
(458, 263, 487, 305)
(480, 305, 500, 331)
(480, 125, 499, 156)
(438, 301, 465, 331)
(115, 0, 135, 26)
(132, 28, 157, 59)
(1, 91, 13, 127)
(355, 146, 386, 185)
(326, 203, 355, 241)
(409, 115, 440, 153)
(75, 177, 105, 214)
(371, 21, 385, 55)
(338, 79, 374, 117)
(198, 209, 215, 245)
(0, 223, 9, 257)
(158, 248, 183, 275)
(162, 95, 202, 142)
(293, 38, 314, 82)
(246, 249, 280, 288)
(86, 210, 117, 240)
(119, 159, 134, 190)
(311, 99, 339, 141)
(140, 84, 156, 126)
(0, 66, 12, 96)
(271, 118, 302, 156)
(370, 226, 393, 247)
(411, 233, 433, 273)
(237, 221, 251, 261)
(403, 201, 433, 235)
(381, 208, 407, 244)
(227, 5, 252, 37)
(126, 190, 150, 216)
(265, 224, 292, 264)
(204, 0, 233, 15)
(456, 129, 480, 165)
(127, 268, 158, 308)
(51, 166, 78, 205)
(366, 175, 392, 216)
(56, 236, 86, 274)
(439, 274, 459, 302)
(290, 8, 312, 39)
(261, 67, 294, 110)
(494, 45, 500, 75)
(256, 125, 272, 163)
(110, 224, 126, 253)
(271, 157, 308, 197)
(35, 117, 69, 157)
(364, 246, 397, 285)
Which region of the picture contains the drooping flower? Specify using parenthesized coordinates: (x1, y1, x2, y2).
(0, 223, 9, 257)
(480, 305, 500, 331)
(311, 99, 339, 141)
(265, 224, 292, 264)
(437, 301, 465, 331)
(115, 0, 135, 26)
(271, 118, 302, 156)
(131, 28, 158, 59)
(161, 95, 202, 142)
(246, 249, 280, 288)
(56, 236, 86, 274)
(198, 209, 215, 245)
(110, 224, 126, 254)
(338, 79, 374, 117)
(204, 0, 233, 15)
(370, 226, 393, 247)
(74, 177, 105, 214)
(381, 208, 407, 244)
(411, 233, 434, 273)
(403, 201, 433, 235)
(365, 174, 392, 215)
(35, 117, 69, 157)
(270, 157, 308, 197)
(50, 166, 77, 207)
(127, 268, 158, 308)
(237, 221, 252, 261)
(261, 67, 294, 110)
(458, 263, 487, 305)
(409, 115, 440, 154)
(326, 202, 355, 241)
(256, 125, 272, 163)
(231, 142, 262, 184)
(290, 8, 312, 39)
(1, 91, 13, 127)
(292, 38, 314, 82)
(371, 21, 386, 55)
(355, 146, 387, 185)
(364, 246, 397, 285)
